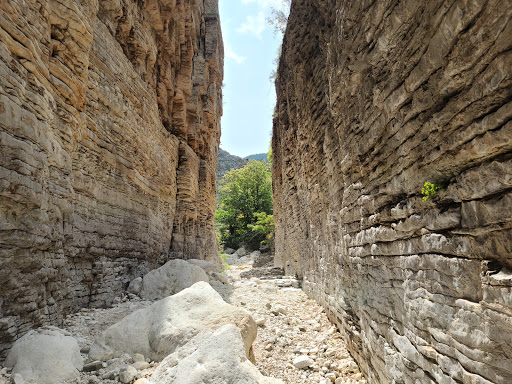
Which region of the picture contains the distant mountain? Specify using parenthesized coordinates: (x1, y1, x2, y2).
(244, 153, 268, 162)
(217, 148, 247, 187)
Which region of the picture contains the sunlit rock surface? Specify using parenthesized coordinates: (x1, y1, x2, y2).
(273, 0, 511, 382)
(0, 0, 223, 357)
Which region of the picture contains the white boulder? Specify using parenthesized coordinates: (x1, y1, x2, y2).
(186, 259, 220, 274)
(89, 282, 256, 362)
(5, 326, 83, 384)
(139, 259, 209, 300)
(149, 325, 283, 384)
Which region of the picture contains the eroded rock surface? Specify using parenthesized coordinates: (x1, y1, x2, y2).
(0, 0, 222, 357)
(149, 325, 283, 384)
(89, 282, 256, 363)
(273, 1, 512, 383)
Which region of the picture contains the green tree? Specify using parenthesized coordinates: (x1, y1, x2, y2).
(215, 160, 273, 250)
(248, 212, 275, 245)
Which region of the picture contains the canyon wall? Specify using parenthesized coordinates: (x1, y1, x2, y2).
(273, 0, 511, 383)
(0, 0, 222, 357)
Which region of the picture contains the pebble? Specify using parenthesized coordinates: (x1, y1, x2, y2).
(132, 353, 145, 363)
(293, 355, 314, 369)
(255, 318, 267, 326)
(83, 361, 104, 372)
(119, 365, 137, 383)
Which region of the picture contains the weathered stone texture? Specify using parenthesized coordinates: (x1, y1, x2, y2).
(0, 0, 222, 358)
(273, 0, 511, 383)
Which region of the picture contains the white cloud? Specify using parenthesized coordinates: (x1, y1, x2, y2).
(241, 0, 283, 8)
(225, 41, 247, 64)
(236, 11, 266, 39)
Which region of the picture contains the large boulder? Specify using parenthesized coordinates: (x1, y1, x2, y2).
(5, 326, 83, 384)
(149, 325, 283, 384)
(139, 259, 209, 300)
(89, 282, 256, 362)
(186, 259, 221, 274)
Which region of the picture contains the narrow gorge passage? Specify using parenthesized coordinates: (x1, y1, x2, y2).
(0, 257, 364, 384)
(1, 0, 510, 383)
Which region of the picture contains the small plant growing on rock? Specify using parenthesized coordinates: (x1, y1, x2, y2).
(421, 182, 443, 202)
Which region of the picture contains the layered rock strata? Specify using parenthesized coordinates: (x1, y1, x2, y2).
(273, 0, 511, 383)
(0, 0, 222, 358)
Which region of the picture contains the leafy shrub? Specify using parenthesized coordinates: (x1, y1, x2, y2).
(248, 212, 275, 245)
(422, 182, 443, 202)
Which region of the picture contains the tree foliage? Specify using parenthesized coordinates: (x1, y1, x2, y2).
(267, 0, 290, 84)
(267, 0, 291, 35)
(248, 212, 274, 245)
(215, 160, 273, 249)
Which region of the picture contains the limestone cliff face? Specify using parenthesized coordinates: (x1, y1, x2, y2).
(273, 1, 511, 382)
(0, 0, 222, 357)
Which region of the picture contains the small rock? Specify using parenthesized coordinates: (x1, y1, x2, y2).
(325, 372, 336, 381)
(101, 370, 117, 380)
(119, 365, 137, 383)
(132, 361, 150, 370)
(83, 361, 104, 372)
(80, 346, 90, 354)
(293, 355, 314, 369)
(132, 353, 145, 363)
(271, 305, 288, 316)
(127, 277, 143, 295)
(134, 379, 149, 384)
(10, 374, 23, 384)
(211, 272, 229, 284)
(334, 378, 344, 384)
(127, 293, 138, 300)
(255, 318, 266, 326)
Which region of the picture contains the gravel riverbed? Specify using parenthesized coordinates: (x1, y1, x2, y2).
(0, 261, 365, 384)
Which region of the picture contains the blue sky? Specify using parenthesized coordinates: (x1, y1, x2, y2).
(219, 0, 285, 157)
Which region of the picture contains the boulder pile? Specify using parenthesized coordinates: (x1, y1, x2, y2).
(2, 263, 281, 383)
(89, 281, 257, 362)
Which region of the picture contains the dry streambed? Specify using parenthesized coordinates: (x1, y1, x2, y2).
(0, 257, 365, 384)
